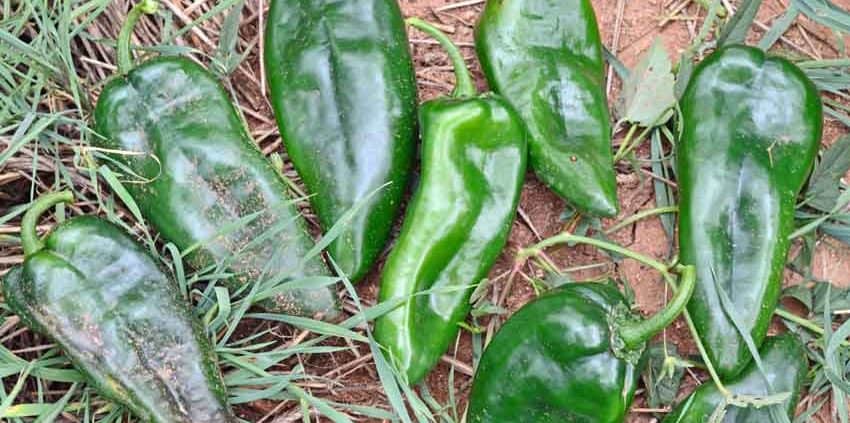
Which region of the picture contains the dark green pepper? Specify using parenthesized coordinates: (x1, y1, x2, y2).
(679, 45, 822, 378)
(467, 267, 696, 423)
(93, 1, 337, 319)
(4, 191, 235, 422)
(475, 0, 618, 217)
(374, 19, 527, 385)
(664, 334, 807, 422)
(263, 0, 417, 283)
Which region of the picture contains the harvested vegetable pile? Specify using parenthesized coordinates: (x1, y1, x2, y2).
(2, 0, 850, 422)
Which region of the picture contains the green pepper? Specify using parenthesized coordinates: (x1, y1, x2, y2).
(373, 19, 527, 385)
(93, 1, 337, 319)
(4, 191, 235, 422)
(263, 0, 417, 283)
(679, 45, 822, 378)
(475, 0, 618, 217)
(664, 334, 807, 422)
(467, 268, 695, 423)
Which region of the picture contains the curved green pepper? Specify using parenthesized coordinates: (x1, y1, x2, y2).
(374, 19, 527, 385)
(93, 2, 337, 319)
(475, 0, 618, 217)
(664, 334, 806, 422)
(679, 45, 822, 378)
(468, 267, 696, 423)
(263, 0, 417, 283)
(4, 192, 235, 422)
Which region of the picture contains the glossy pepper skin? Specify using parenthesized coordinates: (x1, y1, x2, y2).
(475, 0, 618, 217)
(468, 269, 695, 423)
(3, 192, 235, 423)
(263, 0, 417, 283)
(679, 45, 822, 378)
(374, 19, 527, 385)
(664, 334, 807, 422)
(93, 2, 337, 319)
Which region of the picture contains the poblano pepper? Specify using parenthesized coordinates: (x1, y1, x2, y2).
(93, 1, 337, 319)
(475, 0, 618, 217)
(374, 19, 527, 385)
(664, 334, 807, 423)
(468, 267, 696, 423)
(264, 0, 418, 283)
(679, 45, 822, 378)
(4, 191, 235, 422)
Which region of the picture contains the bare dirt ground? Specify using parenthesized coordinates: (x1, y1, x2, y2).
(3, 0, 850, 422)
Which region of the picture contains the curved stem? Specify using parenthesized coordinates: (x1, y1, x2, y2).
(658, 270, 730, 397)
(405, 18, 476, 98)
(518, 232, 670, 275)
(21, 191, 74, 256)
(117, 0, 159, 75)
(604, 205, 678, 235)
(619, 265, 696, 349)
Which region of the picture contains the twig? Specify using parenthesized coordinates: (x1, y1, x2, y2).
(435, 0, 485, 12)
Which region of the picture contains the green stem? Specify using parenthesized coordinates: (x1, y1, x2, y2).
(518, 232, 670, 275)
(694, 0, 727, 17)
(117, 0, 159, 75)
(659, 271, 731, 397)
(406, 18, 476, 98)
(776, 308, 850, 347)
(604, 206, 678, 235)
(619, 265, 695, 349)
(683, 308, 731, 397)
(776, 308, 822, 334)
(518, 230, 733, 396)
(613, 124, 638, 162)
(21, 191, 74, 256)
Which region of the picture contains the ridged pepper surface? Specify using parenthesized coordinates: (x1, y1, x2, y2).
(468, 268, 695, 422)
(93, 1, 337, 319)
(264, 0, 418, 282)
(4, 191, 235, 423)
(374, 19, 527, 385)
(679, 45, 822, 378)
(664, 334, 807, 422)
(475, 0, 618, 216)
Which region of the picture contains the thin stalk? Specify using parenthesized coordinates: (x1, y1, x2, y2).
(21, 191, 73, 256)
(614, 124, 638, 162)
(619, 265, 695, 349)
(604, 206, 679, 235)
(774, 307, 850, 349)
(619, 125, 654, 161)
(658, 272, 731, 397)
(683, 309, 731, 396)
(405, 18, 476, 98)
(776, 308, 824, 335)
(117, 0, 159, 75)
(519, 232, 670, 275)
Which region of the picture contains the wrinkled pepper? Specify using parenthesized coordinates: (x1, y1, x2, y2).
(468, 268, 696, 423)
(475, 0, 618, 217)
(679, 45, 822, 378)
(664, 334, 806, 422)
(93, 1, 337, 319)
(4, 191, 235, 422)
(374, 19, 527, 385)
(263, 0, 417, 283)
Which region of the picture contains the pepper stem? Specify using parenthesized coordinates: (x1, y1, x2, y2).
(405, 18, 476, 98)
(618, 265, 696, 349)
(21, 191, 74, 257)
(117, 0, 159, 75)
